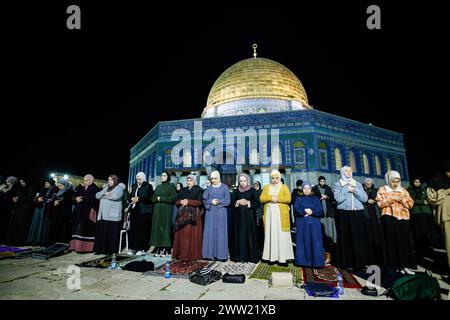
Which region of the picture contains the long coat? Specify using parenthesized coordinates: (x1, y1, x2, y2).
(172, 185, 204, 260)
(294, 195, 325, 267)
(230, 188, 260, 263)
(408, 185, 433, 214)
(260, 184, 291, 232)
(6, 185, 35, 246)
(150, 182, 177, 247)
(312, 184, 336, 218)
(202, 183, 231, 260)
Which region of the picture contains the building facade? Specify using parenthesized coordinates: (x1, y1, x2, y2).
(129, 51, 408, 190)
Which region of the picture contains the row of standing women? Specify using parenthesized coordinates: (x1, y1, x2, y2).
(1, 160, 449, 274)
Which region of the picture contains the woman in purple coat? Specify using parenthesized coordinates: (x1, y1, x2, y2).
(202, 171, 230, 261)
(294, 181, 325, 267)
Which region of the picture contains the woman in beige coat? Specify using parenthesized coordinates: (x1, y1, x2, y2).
(427, 160, 450, 267)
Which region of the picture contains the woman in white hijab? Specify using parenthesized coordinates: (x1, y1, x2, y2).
(259, 170, 294, 266)
(127, 172, 154, 255)
(202, 170, 231, 261)
(332, 166, 370, 271)
(376, 170, 416, 274)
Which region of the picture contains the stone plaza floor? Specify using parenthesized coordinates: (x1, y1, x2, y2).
(1, 250, 449, 300)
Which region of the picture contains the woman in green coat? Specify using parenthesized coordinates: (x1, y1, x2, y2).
(150, 171, 177, 257)
(407, 178, 440, 254)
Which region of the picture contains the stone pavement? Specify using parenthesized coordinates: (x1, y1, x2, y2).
(0, 251, 449, 300)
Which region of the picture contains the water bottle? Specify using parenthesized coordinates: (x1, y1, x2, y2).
(111, 253, 117, 270)
(165, 261, 171, 278)
(336, 272, 344, 295)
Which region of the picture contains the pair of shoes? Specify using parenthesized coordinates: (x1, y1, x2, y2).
(135, 250, 145, 256)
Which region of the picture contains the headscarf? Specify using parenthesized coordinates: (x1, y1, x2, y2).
(187, 174, 197, 185)
(84, 174, 94, 187)
(5, 176, 18, 191)
(253, 181, 261, 192)
(364, 177, 373, 185)
(176, 182, 183, 193)
(237, 173, 251, 193)
(162, 170, 171, 183)
(410, 177, 421, 190)
(136, 172, 147, 182)
(56, 179, 73, 196)
(340, 166, 353, 184)
(428, 160, 450, 190)
(107, 175, 119, 191)
(210, 171, 222, 188)
(384, 170, 402, 192)
(269, 170, 282, 196)
(302, 181, 312, 189)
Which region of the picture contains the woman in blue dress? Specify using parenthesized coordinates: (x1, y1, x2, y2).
(202, 170, 230, 261)
(294, 181, 325, 267)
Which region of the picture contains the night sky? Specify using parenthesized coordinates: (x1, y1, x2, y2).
(2, 2, 449, 186)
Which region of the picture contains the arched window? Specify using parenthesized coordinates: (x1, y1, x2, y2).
(334, 148, 342, 170)
(375, 155, 381, 176)
(319, 142, 328, 169)
(293, 141, 306, 166)
(349, 151, 357, 173)
(386, 157, 392, 172)
(362, 153, 370, 175)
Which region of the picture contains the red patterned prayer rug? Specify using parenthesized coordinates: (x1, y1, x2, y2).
(302, 266, 362, 289)
(145, 260, 211, 278)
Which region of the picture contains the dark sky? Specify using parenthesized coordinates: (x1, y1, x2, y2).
(2, 2, 449, 185)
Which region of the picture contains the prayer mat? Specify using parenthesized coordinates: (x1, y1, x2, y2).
(249, 262, 303, 284)
(301, 265, 362, 289)
(0, 246, 29, 253)
(145, 260, 212, 279)
(76, 254, 135, 268)
(31, 243, 70, 260)
(119, 254, 168, 270)
(210, 261, 257, 277)
(13, 247, 44, 259)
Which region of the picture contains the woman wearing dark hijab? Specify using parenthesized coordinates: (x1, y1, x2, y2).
(46, 179, 75, 246)
(172, 175, 204, 260)
(230, 173, 260, 263)
(150, 171, 177, 257)
(312, 176, 337, 258)
(127, 172, 154, 255)
(70, 174, 101, 252)
(427, 160, 450, 267)
(408, 177, 440, 255)
(362, 178, 382, 266)
(6, 178, 36, 246)
(253, 181, 264, 257)
(27, 178, 57, 245)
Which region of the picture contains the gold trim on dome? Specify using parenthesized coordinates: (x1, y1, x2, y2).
(204, 57, 309, 113)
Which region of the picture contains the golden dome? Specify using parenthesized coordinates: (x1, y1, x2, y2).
(203, 57, 310, 118)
